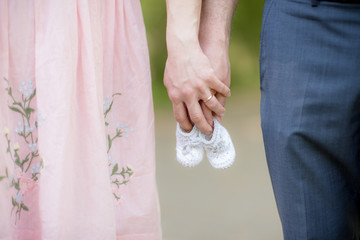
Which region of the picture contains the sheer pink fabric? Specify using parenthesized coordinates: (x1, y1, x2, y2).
(0, 1, 161, 239)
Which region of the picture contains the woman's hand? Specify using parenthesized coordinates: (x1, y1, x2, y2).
(164, 43, 230, 135)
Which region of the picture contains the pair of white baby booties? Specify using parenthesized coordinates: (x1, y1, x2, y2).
(176, 118, 236, 169)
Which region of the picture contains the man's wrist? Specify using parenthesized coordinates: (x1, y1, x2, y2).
(199, 23, 230, 49)
(199, 30, 231, 86)
(199, 35, 229, 58)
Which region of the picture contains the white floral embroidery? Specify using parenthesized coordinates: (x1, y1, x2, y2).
(116, 122, 134, 139)
(37, 111, 46, 127)
(18, 79, 35, 97)
(28, 143, 38, 153)
(103, 95, 111, 112)
(14, 192, 23, 204)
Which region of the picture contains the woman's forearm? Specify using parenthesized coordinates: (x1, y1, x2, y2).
(166, 0, 202, 52)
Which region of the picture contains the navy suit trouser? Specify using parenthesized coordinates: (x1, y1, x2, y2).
(260, 0, 360, 239)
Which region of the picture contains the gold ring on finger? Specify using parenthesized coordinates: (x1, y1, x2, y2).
(203, 94, 214, 103)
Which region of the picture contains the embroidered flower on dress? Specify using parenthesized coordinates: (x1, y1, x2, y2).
(28, 143, 38, 153)
(19, 177, 36, 194)
(14, 192, 23, 204)
(37, 111, 47, 127)
(108, 154, 115, 165)
(3, 127, 9, 136)
(126, 164, 133, 171)
(13, 142, 20, 150)
(116, 122, 134, 139)
(16, 167, 25, 179)
(18, 79, 35, 97)
(103, 95, 112, 113)
(104, 92, 135, 204)
(31, 163, 41, 174)
(1, 77, 43, 224)
(15, 122, 23, 134)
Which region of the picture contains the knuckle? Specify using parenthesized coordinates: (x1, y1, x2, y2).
(174, 114, 181, 123)
(164, 80, 170, 90)
(193, 80, 205, 91)
(191, 113, 202, 124)
(176, 114, 187, 124)
(168, 90, 180, 103)
(203, 73, 214, 83)
(199, 88, 208, 97)
(181, 88, 195, 100)
(182, 125, 192, 132)
(173, 110, 188, 124)
(197, 68, 212, 81)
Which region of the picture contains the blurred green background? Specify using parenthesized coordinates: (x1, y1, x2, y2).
(141, 0, 265, 109)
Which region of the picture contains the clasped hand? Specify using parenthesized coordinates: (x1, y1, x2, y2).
(164, 44, 230, 135)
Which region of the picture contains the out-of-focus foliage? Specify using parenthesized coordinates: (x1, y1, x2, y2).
(140, 0, 265, 108)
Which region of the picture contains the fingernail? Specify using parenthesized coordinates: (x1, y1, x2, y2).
(227, 91, 231, 97)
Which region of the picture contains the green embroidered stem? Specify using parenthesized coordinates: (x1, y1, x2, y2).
(2, 77, 42, 224)
(5, 134, 15, 163)
(0, 168, 8, 182)
(104, 93, 121, 120)
(107, 128, 122, 154)
(25, 152, 39, 173)
(104, 92, 135, 203)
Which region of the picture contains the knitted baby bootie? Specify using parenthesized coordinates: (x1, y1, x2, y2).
(202, 119, 235, 169)
(176, 123, 204, 167)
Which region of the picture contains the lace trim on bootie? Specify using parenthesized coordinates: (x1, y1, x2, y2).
(202, 119, 236, 169)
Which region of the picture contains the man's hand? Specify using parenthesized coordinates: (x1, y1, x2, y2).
(198, 0, 238, 128)
(199, 41, 231, 127)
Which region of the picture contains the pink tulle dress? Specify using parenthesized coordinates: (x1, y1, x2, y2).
(0, 1, 161, 239)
